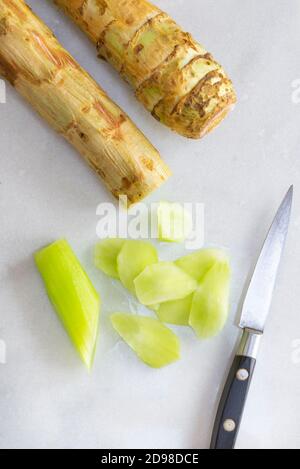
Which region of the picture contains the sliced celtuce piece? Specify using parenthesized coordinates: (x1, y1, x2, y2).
(94, 238, 125, 279)
(134, 262, 197, 305)
(117, 240, 158, 293)
(156, 294, 193, 326)
(189, 259, 231, 338)
(176, 249, 228, 282)
(55, 0, 236, 139)
(0, 0, 170, 206)
(111, 313, 180, 368)
(157, 201, 192, 243)
(35, 239, 101, 369)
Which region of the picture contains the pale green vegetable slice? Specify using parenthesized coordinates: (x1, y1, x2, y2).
(157, 201, 192, 243)
(156, 294, 193, 326)
(176, 248, 228, 282)
(35, 240, 101, 369)
(150, 304, 160, 312)
(134, 262, 197, 305)
(94, 238, 125, 279)
(189, 259, 231, 338)
(111, 313, 180, 368)
(117, 240, 158, 293)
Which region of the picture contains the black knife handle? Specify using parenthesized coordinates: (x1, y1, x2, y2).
(210, 354, 256, 449)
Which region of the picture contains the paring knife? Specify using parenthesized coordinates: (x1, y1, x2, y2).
(210, 186, 293, 450)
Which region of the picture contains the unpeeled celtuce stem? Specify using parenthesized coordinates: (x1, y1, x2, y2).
(54, 0, 236, 138)
(0, 0, 170, 205)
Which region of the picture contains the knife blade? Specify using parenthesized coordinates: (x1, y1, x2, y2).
(239, 185, 293, 333)
(210, 186, 293, 450)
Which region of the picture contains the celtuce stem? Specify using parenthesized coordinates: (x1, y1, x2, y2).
(54, 0, 237, 138)
(0, 0, 170, 205)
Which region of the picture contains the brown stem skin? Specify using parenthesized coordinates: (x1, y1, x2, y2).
(54, 0, 237, 139)
(0, 0, 170, 205)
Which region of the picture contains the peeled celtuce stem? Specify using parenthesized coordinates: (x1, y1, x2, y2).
(0, 0, 170, 205)
(35, 240, 101, 369)
(54, 0, 237, 139)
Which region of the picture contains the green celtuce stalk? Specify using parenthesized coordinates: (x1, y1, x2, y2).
(35, 239, 101, 369)
(54, 0, 236, 139)
(111, 313, 180, 368)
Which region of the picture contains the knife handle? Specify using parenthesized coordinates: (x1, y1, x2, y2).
(210, 330, 261, 450)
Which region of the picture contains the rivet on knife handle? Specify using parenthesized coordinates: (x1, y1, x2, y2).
(210, 330, 260, 450)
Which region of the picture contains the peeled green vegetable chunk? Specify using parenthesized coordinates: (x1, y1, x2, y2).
(94, 238, 125, 279)
(157, 201, 192, 243)
(111, 313, 180, 368)
(189, 259, 231, 338)
(176, 248, 228, 282)
(156, 295, 193, 326)
(35, 239, 101, 369)
(117, 240, 158, 293)
(134, 262, 197, 305)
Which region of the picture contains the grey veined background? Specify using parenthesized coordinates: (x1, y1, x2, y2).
(0, 0, 300, 449)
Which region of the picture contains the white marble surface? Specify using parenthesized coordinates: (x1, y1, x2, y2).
(0, 0, 300, 450)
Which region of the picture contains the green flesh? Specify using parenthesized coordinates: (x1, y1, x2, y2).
(111, 313, 180, 368)
(157, 201, 192, 243)
(117, 240, 158, 294)
(176, 248, 228, 282)
(156, 294, 193, 326)
(134, 261, 197, 305)
(35, 239, 101, 369)
(189, 259, 231, 338)
(94, 238, 125, 279)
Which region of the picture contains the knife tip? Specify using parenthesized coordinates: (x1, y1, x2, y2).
(287, 185, 294, 202)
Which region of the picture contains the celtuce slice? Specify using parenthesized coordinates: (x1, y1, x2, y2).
(35, 240, 101, 369)
(134, 262, 197, 305)
(94, 238, 125, 279)
(189, 259, 231, 338)
(117, 240, 158, 293)
(156, 295, 193, 326)
(111, 313, 180, 368)
(157, 201, 192, 243)
(176, 249, 228, 282)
